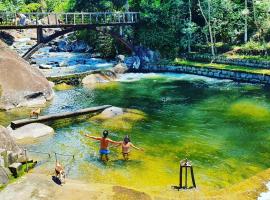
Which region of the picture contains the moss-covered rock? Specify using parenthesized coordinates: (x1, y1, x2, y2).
(229, 100, 270, 121)
(90, 107, 147, 131)
(53, 83, 74, 91)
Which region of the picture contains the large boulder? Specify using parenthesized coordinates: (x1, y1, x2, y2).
(10, 123, 54, 140)
(112, 63, 128, 74)
(0, 126, 21, 153)
(133, 46, 160, 68)
(0, 40, 54, 110)
(82, 74, 111, 85)
(125, 56, 141, 70)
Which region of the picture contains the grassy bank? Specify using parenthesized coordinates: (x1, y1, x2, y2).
(173, 58, 270, 75)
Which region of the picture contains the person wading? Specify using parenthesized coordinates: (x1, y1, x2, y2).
(84, 130, 119, 162)
(116, 135, 144, 160)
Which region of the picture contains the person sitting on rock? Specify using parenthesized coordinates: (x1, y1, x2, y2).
(116, 135, 144, 160)
(55, 162, 66, 184)
(84, 130, 119, 162)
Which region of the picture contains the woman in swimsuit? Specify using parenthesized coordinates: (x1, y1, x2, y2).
(118, 135, 143, 160)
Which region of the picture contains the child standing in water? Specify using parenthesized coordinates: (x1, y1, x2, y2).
(118, 135, 143, 160)
(84, 130, 119, 162)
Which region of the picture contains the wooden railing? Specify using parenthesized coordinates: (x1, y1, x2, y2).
(0, 12, 139, 26)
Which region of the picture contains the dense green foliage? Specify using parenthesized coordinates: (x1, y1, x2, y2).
(1, 0, 270, 58)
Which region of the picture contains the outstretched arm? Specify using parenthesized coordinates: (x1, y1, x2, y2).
(131, 143, 144, 151)
(84, 134, 101, 141)
(108, 139, 122, 145)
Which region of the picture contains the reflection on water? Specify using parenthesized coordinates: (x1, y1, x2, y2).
(1, 73, 270, 191)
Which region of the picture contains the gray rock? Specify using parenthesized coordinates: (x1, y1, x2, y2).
(0, 167, 9, 185)
(8, 162, 22, 177)
(116, 55, 125, 63)
(0, 127, 21, 154)
(112, 63, 128, 74)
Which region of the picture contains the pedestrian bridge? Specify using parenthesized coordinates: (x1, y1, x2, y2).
(0, 12, 139, 29)
(0, 12, 139, 60)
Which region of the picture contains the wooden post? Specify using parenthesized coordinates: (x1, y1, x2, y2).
(190, 166, 196, 188)
(5, 12, 8, 25)
(14, 12, 17, 25)
(36, 13, 38, 25)
(55, 152, 58, 163)
(65, 14, 67, 24)
(185, 165, 188, 188)
(89, 13, 92, 23)
(73, 13, 76, 24)
(179, 162, 182, 188)
(24, 149, 28, 173)
(55, 13, 58, 25)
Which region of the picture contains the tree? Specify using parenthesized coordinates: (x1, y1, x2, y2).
(198, 0, 215, 55)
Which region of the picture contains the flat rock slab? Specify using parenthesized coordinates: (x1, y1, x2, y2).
(10, 123, 54, 140)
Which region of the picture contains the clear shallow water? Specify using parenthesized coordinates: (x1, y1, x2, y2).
(1, 73, 270, 191)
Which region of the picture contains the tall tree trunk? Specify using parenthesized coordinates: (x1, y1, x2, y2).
(244, 0, 248, 43)
(198, 0, 215, 56)
(188, 0, 192, 53)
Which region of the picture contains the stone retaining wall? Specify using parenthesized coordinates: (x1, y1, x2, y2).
(182, 54, 270, 69)
(136, 65, 270, 84)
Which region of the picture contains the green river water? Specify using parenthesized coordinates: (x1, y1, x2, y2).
(1, 73, 270, 192)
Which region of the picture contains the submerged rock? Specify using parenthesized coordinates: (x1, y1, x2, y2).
(229, 100, 270, 121)
(10, 123, 54, 140)
(91, 107, 146, 131)
(0, 40, 54, 110)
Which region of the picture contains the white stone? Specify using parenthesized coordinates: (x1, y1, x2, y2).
(17, 97, 47, 108)
(11, 123, 54, 140)
(82, 74, 110, 85)
(99, 106, 124, 119)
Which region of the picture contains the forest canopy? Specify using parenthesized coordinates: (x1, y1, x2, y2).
(0, 0, 270, 58)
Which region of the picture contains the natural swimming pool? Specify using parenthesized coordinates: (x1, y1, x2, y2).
(1, 73, 270, 193)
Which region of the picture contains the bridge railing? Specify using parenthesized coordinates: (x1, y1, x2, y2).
(0, 12, 139, 26)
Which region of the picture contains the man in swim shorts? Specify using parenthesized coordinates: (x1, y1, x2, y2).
(84, 130, 119, 162)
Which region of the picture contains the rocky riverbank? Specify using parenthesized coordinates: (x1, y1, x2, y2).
(0, 40, 54, 110)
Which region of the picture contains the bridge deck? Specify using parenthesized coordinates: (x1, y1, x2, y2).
(10, 105, 112, 129)
(0, 12, 139, 29)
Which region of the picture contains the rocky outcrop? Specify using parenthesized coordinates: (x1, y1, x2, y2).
(0, 40, 54, 110)
(112, 63, 128, 74)
(0, 126, 21, 153)
(10, 123, 54, 140)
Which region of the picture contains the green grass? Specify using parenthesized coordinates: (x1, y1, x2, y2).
(174, 58, 270, 75)
(223, 54, 270, 62)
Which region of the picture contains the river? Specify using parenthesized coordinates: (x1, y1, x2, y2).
(2, 38, 270, 196)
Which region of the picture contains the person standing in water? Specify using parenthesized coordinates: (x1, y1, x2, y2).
(118, 135, 143, 160)
(84, 130, 119, 162)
